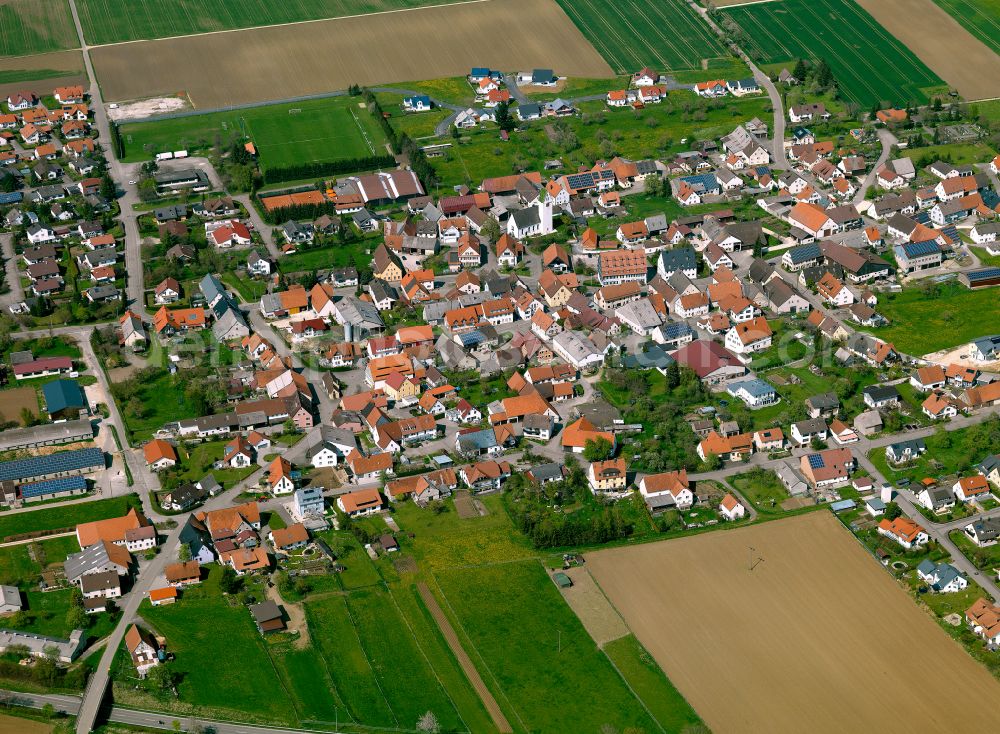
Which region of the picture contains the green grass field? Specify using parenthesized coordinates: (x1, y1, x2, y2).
(722, 0, 946, 106)
(856, 281, 1000, 355)
(435, 95, 771, 189)
(435, 561, 665, 733)
(555, 0, 730, 72)
(118, 96, 389, 171)
(76, 0, 468, 45)
(603, 635, 702, 733)
(136, 569, 300, 724)
(0, 0, 79, 57)
(0, 495, 140, 543)
(931, 0, 1000, 58)
(868, 417, 1000, 485)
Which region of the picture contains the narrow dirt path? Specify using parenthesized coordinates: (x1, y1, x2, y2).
(267, 584, 310, 649)
(416, 583, 512, 734)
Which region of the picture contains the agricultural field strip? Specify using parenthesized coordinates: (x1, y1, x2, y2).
(562, 0, 715, 71)
(433, 573, 532, 733)
(337, 591, 400, 726)
(557, 0, 725, 72)
(90, 0, 614, 108)
(727, 2, 938, 104)
(933, 0, 1000, 55)
(382, 584, 468, 729)
(77, 0, 483, 47)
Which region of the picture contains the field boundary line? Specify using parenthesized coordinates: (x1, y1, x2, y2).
(383, 582, 468, 732)
(416, 582, 512, 733)
(85, 0, 494, 49)
(600, 649, 669, 734)
(341, 591, 401, 728)
(424, 571, 528, 731)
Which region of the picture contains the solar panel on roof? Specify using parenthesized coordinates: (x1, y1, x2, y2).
(967, 267, 1000, 282)
(19, 475, 87, 499)
(903, 241, 940, 257)
(940, 225, 959, 242)
(913, 211, 930, 225)
(808, 454, 825, 469)
(0, 448, 104, 483)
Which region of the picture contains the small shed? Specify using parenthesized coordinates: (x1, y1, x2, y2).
(379, 533, 399, 553)
(830, 499, 857, 513)
(553, 572, 573, 589)
(249, 600, 285, 634)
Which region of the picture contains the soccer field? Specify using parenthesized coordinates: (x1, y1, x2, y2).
(722, 0, 946, 106)
(555, 0, 730, 73)
(119, 96, 389, 170)
(76, 0, 469, 45)
(0, 0, 79, 57)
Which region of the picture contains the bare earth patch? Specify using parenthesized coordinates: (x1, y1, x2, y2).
(453, 490, 477, 519)
(586, 512, 1000, 733)
(856, 0, 1000, 100)
(90, 0, 613, 108)
(107, 95, 191, 121)
(552, 566, 628, 647)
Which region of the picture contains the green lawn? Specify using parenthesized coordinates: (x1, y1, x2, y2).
(868, 417, 1000, 485)
(115, 367, 204, 442)
(435, 560, 662, 734)
(133, 567, 299, 724)
(0, 495, 141, 543)
(160, 440, 258, 490)
(0, 535, 79, 586)
(555, 0, 731, 73)
(730, 469, 792, 515)
(603, 634, 703, 733)
(76, 0, 469, 45)
(278, 240, 374, 274)
(0, 0, 79, 57)
(722, 0, 947, 106)
(375, 93, 450, 139)
(389, 494, 537, 573)
(971, 247, 1000, 268)
(434, 95, 771, 189)
(118, 96, 389, 170)
(856, 281, 1000, 355)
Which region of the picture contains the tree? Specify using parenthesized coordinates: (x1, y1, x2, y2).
(65, 604, 87, 631)
(177, 543, 191, 563)
(137, 178, 158, 203)
(495, 101, 516, 133)
(41, 703, 55, 719)
(583, 437, 614, 462)
(665, 360, 680, 390)
(885, 502, 903, 521)
(815, 59, 834, 88)
(219, 567, 241, 594)
(99, 174, 116, 200)
(791, 58, 808, 81)
(416, 711, 441, 733)
(480, 216, 501, 243)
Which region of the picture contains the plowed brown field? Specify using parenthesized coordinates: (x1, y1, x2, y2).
(857, 0, 1000, 100)
(587, 512, 1000, 733)
(91, 0, 614, 108)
